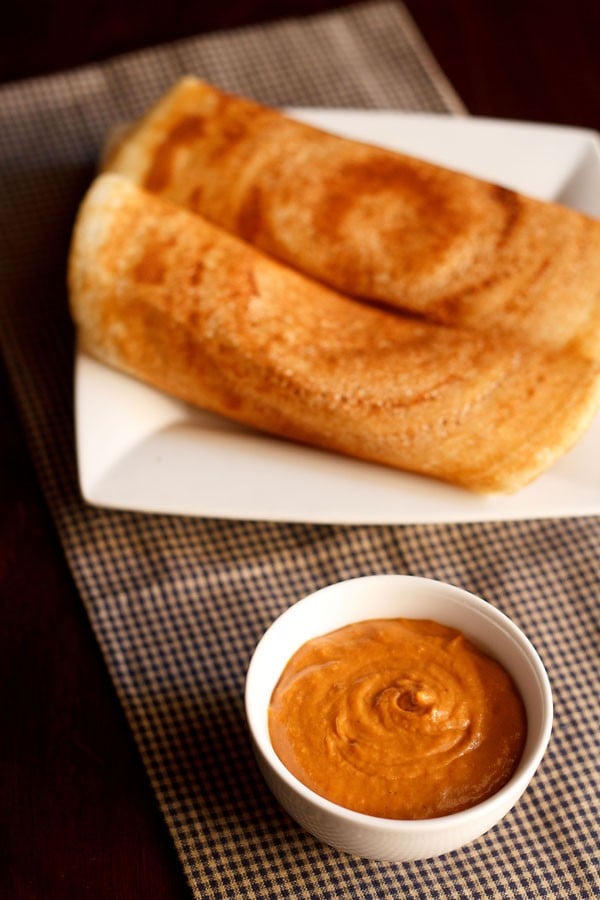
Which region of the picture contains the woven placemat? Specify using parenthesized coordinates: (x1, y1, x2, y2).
(1, 2, 598, 897)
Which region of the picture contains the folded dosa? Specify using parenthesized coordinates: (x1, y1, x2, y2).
(104, 77, 600, 361)
(68, 174, 600, 494)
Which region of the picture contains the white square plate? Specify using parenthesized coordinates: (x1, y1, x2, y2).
(75, 111, 600, 524)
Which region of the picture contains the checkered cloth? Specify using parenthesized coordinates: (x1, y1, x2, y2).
(1, 2, 599, 896)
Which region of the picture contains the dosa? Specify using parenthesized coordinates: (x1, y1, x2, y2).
(104, 77, 600, 361)
(68, 174, 600, 494)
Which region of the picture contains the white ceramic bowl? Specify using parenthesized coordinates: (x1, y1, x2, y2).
(245, 574, 552, 861)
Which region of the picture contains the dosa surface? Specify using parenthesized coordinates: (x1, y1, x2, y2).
(104, 77, 600, 361)
(68, 174, 600, 494)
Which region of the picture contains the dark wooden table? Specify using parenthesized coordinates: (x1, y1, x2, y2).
(1, 2, 598, 897)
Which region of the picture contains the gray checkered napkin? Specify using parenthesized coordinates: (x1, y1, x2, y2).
(1, 2, 598, 897)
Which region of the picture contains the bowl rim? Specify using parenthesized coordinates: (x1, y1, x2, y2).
(245, 573, 553, 831)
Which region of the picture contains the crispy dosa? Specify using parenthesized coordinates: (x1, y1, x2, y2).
(104, 77, 600, 361)
(68, 174, 600, 494)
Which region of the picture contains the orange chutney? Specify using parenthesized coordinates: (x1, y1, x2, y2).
(268, 618, 527, 819)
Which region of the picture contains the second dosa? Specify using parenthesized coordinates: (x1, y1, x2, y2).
(104, 77, 600, 361)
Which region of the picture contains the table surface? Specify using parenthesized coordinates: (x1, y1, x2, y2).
(1, 1, 598, 897)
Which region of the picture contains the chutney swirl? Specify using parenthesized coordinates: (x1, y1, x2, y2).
(269, 618, 526, 819)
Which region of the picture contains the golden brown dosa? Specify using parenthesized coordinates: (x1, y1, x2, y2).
(104, 77, 600, 361)
(68, 174, 600, 494)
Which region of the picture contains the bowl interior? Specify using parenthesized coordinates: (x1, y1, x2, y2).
(246, 574, 552, 804)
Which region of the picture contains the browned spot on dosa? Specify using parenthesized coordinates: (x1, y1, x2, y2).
(237, 185, 264, 243)
(491, 184, 522, 247)
(133, 248, 167, 285)
(144, 115, 206, 192)
(310, 156, 467, 278)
